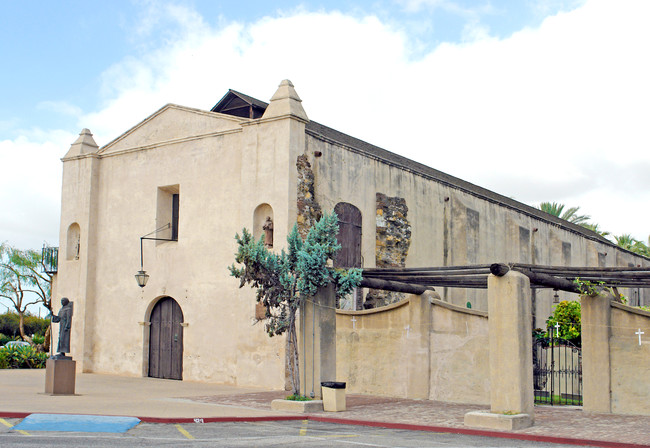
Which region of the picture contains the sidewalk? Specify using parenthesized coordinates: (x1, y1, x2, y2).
(1, 369, 648, 447)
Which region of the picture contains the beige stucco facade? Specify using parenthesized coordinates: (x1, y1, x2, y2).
(53, 80, 648, 392)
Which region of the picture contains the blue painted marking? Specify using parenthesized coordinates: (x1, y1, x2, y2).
(13, 414, 140, 433)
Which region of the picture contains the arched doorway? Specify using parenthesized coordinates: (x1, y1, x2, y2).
(148, 297, 184, 380)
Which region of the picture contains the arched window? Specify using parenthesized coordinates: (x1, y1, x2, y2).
(254, 204, 274, 248)
(66, 223, 80, 260)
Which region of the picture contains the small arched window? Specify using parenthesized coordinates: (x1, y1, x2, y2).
(254, 204, 274, 248)
(66, 223, 81, 260)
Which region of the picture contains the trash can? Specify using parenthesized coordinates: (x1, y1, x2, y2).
(321, 381, 346, 412)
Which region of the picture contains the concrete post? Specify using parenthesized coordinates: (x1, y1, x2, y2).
(581, 293, 612, 413)
(465, 271, 534, 430)
(406, 293, 433, 399)
(300, 284, 336, 399)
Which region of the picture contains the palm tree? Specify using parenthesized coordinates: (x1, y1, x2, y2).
(538, 202, 591, 225)
(581, 222, 610, 237)
(615, 234, 650, 257)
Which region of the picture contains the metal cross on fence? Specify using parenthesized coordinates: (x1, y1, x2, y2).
(636, 328, 644, 346)
(555, 322, 561, 338)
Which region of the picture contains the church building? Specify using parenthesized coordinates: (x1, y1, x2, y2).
(53, 80, 648, 388)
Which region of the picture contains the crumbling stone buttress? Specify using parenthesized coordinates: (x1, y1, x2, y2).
(365, 192, 412, 308)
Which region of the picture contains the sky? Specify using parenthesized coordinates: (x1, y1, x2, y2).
(1, 0, 649, 254)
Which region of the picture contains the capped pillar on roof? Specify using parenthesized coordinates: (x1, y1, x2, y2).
(64, 129, 99, 158)
(262, 79, 309, 122)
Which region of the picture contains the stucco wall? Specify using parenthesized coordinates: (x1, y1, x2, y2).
(428, 299, 489, 405)
(306, 131, 649, 325)
(336, 300, 411, 397)
(609, 303, 650, 415)
(335, 293, 489, 404)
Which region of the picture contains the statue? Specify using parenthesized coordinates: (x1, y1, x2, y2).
(262, 216, 274, 248)
(51, 298, 73, 359)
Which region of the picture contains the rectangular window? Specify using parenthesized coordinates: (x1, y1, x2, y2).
(156, 185, 180, 242)
(171, 193, 179, 241)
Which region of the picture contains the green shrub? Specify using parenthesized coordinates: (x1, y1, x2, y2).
(0, 312, 50, 338)
(0, 333, 19, 346)
(32, 334, 45, 345)
(546, 300, 581, 345)
(285, 394, 312, 401)
(0, 313, 20, 336)
(0, 345, 47, 369)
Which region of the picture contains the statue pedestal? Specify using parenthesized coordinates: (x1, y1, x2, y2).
(45, 358, 76, 395)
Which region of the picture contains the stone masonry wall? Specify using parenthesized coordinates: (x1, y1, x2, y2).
(365, 193, 412, 308)
(296, 154, 322, 238)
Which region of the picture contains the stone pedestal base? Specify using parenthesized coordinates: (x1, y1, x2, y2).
(464, 411, 534, 431)
(45, 358, 76, 395)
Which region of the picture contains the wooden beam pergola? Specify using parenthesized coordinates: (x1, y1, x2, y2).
(360, 263, 650, 294)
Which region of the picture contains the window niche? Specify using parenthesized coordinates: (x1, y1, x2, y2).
(156, 185, 180, 243)
(253, 204, 274, 248)
(66, 223, 81, 260)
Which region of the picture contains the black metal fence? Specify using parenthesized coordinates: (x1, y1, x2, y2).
(533, 333, 582, 406)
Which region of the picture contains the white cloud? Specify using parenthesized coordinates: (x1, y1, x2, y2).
(5, 0, 650, 250)
(0, 130, 73, 249)
(80, 0, 650, 241)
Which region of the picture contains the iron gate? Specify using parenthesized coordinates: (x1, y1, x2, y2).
(533, 334, 582, 405)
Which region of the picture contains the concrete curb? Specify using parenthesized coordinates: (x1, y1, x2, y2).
(1, 411, 647, 448)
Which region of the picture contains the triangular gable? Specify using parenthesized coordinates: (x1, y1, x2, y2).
(98, 104, 243, 155)
(211, 89, 268, 119)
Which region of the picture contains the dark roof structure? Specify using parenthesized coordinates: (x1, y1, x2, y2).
(211, 89, 268, 119)
(209, 89, 639, 256)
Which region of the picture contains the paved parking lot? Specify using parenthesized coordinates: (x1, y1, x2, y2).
(1, 370, 648, 447)
(0, 419, 585, 448)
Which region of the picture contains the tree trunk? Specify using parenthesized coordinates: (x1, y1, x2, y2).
(287, 309, 300, 395)
(43, 325, 51, 352)
(18, 312, 33, 344)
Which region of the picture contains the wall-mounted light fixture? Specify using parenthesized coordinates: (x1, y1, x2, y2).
(135, 224, 176, 288)
(553, 289, 560, 303)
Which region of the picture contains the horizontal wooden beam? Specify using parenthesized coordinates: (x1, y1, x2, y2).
(359, 278, 434, 295)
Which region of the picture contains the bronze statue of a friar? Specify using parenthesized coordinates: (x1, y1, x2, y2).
(50, 297, 74, 359)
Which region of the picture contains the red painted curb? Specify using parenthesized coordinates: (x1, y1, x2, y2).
(138, 415, 305, 424)
(0, 412, 30, 419)
(307, 416, 650, 448)
(2, 411, 647, 447)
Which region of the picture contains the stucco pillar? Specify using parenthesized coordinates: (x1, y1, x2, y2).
(301, 284, 336, 399)
(581, 293, 612, 413)
(465, 271, 534, 430)
(407, 293, 433, 399)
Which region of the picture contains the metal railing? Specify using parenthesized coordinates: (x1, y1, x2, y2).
(42, 246, 59, 274)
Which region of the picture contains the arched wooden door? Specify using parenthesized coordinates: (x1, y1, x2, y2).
(149, 297, 183, 380)
(334, 202, 363, 308)
(334, 202, 362, 269)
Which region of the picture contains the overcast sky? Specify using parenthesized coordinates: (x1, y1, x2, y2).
(1, 0, 649, 252)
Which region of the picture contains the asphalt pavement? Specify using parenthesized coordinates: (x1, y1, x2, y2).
(0, 369, 648, 447)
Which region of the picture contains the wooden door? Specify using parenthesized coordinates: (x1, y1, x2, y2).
(149, 297, 183, 380)
(334, 203, 363, 308)
(334, 202, 362, 268)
